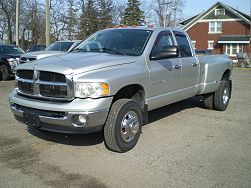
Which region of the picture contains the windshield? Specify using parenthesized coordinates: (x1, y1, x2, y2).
(72, 29, 153, 56)
(45, 41, 74, 52)
(0, 46, 24, 55)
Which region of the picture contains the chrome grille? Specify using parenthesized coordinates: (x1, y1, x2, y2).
(40, 71, 66, 82)
(39, 84, 67, 98)
(17, 81, 33, 94)
(16, 70, 73, 101)
(19, 57, 37, 64)
(16, 70, 34, 79)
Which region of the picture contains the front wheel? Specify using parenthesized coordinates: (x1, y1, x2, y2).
(214, 80, 231, 111)
(104, 99, 142, 152)
(0, 64, 10, 81)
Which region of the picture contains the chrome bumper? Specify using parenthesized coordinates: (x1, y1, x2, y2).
(9, 90, 112, 134)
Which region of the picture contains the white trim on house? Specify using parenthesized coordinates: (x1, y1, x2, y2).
(184, 7, 217, 31)
(182, 2, 250, 31)
(218, 41, 250, 44)
(208, 21, 222, 33)
(198, 18, 243, 22)
(191, 41, 196, 49)
(215, 8, 225, 16)
(208, 40, 214, 49)
(225, 43, 244, 56)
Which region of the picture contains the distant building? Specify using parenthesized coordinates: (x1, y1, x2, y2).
(180, 1, 250, 61)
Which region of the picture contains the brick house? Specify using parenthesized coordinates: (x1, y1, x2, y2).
(180, 1, 250, 61)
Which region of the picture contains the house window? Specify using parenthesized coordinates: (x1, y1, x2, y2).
(208, 41, 214, 49)
(225, 44, 244, 56)
(215, 8, 225, 16)
(191, 41, 196, 49)
(209, 21, 222, 33)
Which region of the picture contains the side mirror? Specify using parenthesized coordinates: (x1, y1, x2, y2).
(150, 46, 179, 60)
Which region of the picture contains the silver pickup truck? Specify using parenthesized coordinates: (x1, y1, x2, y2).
(9, 27, 232, 152)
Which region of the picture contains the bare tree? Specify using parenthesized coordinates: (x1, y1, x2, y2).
(0, 0, 16, 43)
(50, 0, 67, 41)
(0, 10, 7, 42)
(65, 0, 79, 40)
(112, 0, 127, 25)
(152, 0, 185, 27)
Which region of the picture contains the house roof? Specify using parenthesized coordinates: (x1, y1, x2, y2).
(218, 35, 250, 43)
(180, 1, 251, 31)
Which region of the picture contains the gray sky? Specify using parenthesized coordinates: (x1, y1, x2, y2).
(183, 0, 251, 18)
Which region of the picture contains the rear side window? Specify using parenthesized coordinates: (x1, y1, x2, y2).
(174, 32, 192, 57)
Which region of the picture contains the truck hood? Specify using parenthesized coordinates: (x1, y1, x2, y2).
(21, 51, 65, 60)
(3, 54, 22, 59)
(16, 52, 138, 75)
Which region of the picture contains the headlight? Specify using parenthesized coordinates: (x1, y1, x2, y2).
(75, 82, 109, 98)
(7, 58, 19, 66)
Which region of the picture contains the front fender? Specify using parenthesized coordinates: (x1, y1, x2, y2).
(72, 61, 148, 96)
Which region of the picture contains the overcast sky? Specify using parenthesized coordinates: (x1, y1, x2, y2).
(182, 0, 251, 18)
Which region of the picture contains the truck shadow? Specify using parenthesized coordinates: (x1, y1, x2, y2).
(148, 96, 204, 124)
(28, 127, 104, 146)
(27, 96, 204, 147)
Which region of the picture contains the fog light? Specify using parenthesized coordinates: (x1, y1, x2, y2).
(72, 115, 87, 127)
(79, 115, 87, 124)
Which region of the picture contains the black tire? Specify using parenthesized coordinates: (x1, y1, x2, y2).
(214, 80, 230, 111)
(203, 93, 214, 109)
(0, 64, 10, 81)
(104, 99, 142, 152)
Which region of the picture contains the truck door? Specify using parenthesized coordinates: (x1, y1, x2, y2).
(173, 31, 199, 98)
(147, 31, 182, 110)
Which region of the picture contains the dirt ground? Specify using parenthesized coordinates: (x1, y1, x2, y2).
(0, 68, 250, 188)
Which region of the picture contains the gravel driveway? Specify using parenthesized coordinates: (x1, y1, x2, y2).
(0, 68, 250, 188)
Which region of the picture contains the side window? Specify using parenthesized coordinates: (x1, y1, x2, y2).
(151, 31, 174, 58)
(174, 32, 192, 57)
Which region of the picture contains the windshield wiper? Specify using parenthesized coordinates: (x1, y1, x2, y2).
(102, 48, 127, 56)
(70, 48, 87, 52)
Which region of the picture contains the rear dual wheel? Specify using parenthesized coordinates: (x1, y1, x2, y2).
(203, 80, 230, 111)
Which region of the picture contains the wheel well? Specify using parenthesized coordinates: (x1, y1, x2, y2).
(221, 69, 232, 98)
(112, 84, 145, 110)
(221, 69, 230, 81)
(0, 60, 11, 73)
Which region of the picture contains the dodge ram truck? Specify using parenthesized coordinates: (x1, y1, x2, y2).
(9, 27, 232, 152)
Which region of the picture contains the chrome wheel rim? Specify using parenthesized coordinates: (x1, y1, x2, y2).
(120, 111, 139, 143)
(222, 87, 229, 105)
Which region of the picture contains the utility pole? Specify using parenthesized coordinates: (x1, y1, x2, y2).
(173, 0, 177, 27)
(16, 0, 19, 46)
(45, 0, 50, 46)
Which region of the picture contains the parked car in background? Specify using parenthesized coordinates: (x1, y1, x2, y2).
(195, 49, 212, 55)
(26, 44, 46, 52)
(0, 44, 24, 80)
(19, 40, 80, 64)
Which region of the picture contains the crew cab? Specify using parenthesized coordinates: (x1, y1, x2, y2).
(9, 27, 232, 152)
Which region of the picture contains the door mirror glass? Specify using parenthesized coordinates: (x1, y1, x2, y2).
(150, 46, 179, 60)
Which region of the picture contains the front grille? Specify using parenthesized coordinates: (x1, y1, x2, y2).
(19, 57, 37, 64)
(18, 81, 33, 94)
(17, 70, 34, 79)
(16, 70, 72, 101)
(39, 85, 67, 98)
(40, 71, 66, 82)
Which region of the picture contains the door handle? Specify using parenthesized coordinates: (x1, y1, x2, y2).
(192, 63, 198, 66)
(173, 64, 181, 69)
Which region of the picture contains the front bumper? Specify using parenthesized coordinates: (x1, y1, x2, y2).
(9, 90, 112, 134)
